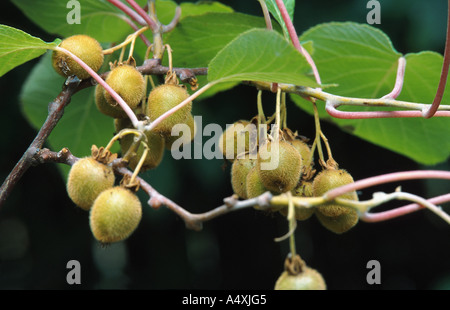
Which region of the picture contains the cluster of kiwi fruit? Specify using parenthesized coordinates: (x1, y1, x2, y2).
(53, 34, 195, 174)
(221, 118, 359, 234)
(53, 34, 196, 243)
(66, 155, 142, 244)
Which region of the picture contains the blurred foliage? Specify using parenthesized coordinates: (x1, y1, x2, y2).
(0, 0, 449, 290)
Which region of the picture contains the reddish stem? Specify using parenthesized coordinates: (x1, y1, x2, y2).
(325, 170, 450, 200)
(361, 193, 450, 222)
(55, 47, 140, 127)
(423, 0, 450, 118)
(118, 15, 152, 47)
(275, 0, 322, 86)
(381, 57, 406, 100)
(125, 0, 159, 32)
(107, 0, 146, 25)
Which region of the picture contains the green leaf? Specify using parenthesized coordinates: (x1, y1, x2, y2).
(179, 1, 233, 17)
(163, 12, 270, 98)
(292, 22, 450, 165)
(11, 0, 132, 42)
(165, 12, 269, 68)
(208, 28, 319, 87)
(20, 52, 117, 177)
(0, 25, 59, 77)
(264, 0, 295, 38)
(153, 0, 233, 25)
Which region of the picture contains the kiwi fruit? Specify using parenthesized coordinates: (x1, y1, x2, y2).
(120, 129, 165, 171)
(146, 83, 192, 136)
(231, 157, 256, 199)
(314, 208, 359, 234)
(164, 113, 196, 150)
(218, 120, 256, 161)
(313, 168, 358, 217)
(96, 82, 129, 119)
(257, 140, 302, 193)
(52, 34, 104, 80)
(115, 118, 165, 171)
(279, 181, 315, 221)
(246, 166, 269, 200)
(290, 139, 312, 169)
(246, 166, 282, 212)
(102, 64, 145, 115)
(89, 186, 142, 244)
(274, 267, 326, 290)
(66, 157, 115, 211)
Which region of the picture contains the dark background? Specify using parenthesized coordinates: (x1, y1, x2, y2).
(0, 0, 449, 290)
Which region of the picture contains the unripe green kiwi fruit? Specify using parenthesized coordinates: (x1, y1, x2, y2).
(103, 65, 145, 114)
(67, 157, 115, 211)
(120, 129, 165, 171)
(315, 208, 359, 234)
(231, 157, 256, 199)
(52, 35, 104, 80)
(290, 139, 312, 168)
(89, 186, 142, 244)
(257, 140, 302, 193)
(219, 120, 256, 161)
(164, 113, 196, 150)
(313, 169, 358, 217)
(246, 166, 269, 200)
(279, 181, 314, 221)
(95, 82, 128, 119)
(146, 83, 192, 136)
(274, 268, 326, 290)
(115, 118, 165, 171)
(246, 166, 282, 212)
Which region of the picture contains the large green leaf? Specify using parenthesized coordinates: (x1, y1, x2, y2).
(11, 0, 132, 42)
(12, 0, 234, 43)
(292, 22, 450, 165)
(165, 12, 268, 68)
(208, 28, 319, 87)
(20, 52, 117, 177)
(163, 12, 271, 99)
(0, 25, 59, 77)
(264, 0, 295, 38)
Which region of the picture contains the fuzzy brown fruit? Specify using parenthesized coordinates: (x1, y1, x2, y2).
(121, 130, 165, 171)
(246, 166, 282, 212)
(218, 120, 256, 162)
(314, 208, 359, 234)
(279, 181, 314, 221)
(102, 65, 145, 116)
(146, 84, 192, 136)
(115, 118, 165, 171)
(52, 34, 104, 80)
(246, 166, 269, 200)
(96, 82, 130, 119)
(257, 140, 302, 193)
(313, 169, 358, 217)
(90, 186, 142, 244)
(231, 157, 256, 199)
(164, 113, 196, 150)
(290, 139, 313, 170)
(274, 268, 326, 290)
(66, 157, 115, 211)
